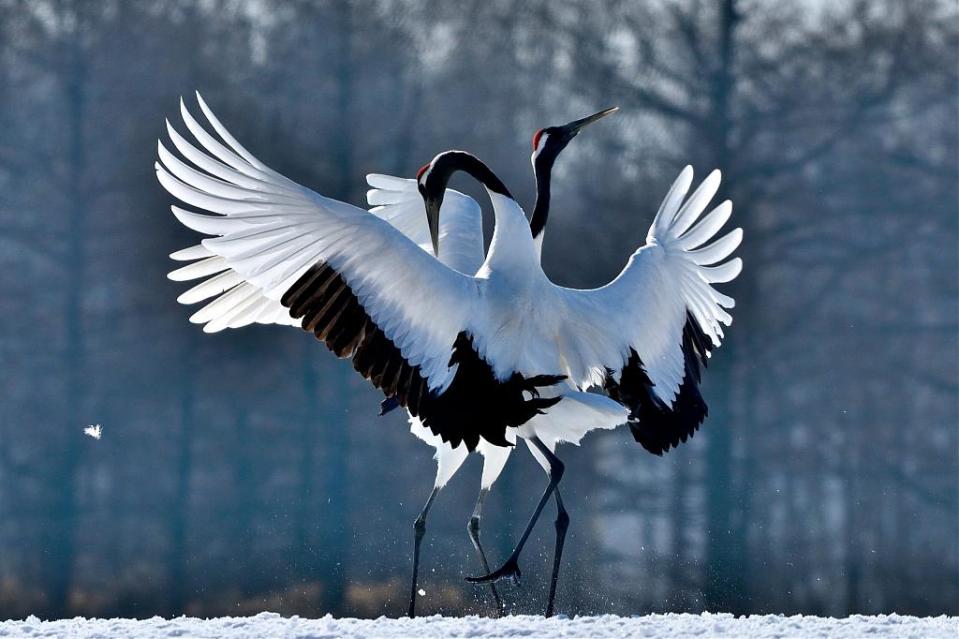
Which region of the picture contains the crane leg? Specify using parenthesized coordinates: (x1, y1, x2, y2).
(408, 486, 439, 618)
(545, 486, 569, 617)
(467, 488, 504, 616)
(466, 437, 564, 592)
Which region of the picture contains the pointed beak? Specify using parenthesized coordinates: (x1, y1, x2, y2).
(425, 197, 441, 256)
(561, 106, 619, 136)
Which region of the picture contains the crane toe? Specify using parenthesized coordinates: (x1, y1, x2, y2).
(466, 557, 521, 586)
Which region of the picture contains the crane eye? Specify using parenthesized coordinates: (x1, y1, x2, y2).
(531, 129, 544, 151)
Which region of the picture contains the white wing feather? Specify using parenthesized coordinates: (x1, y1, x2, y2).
(167, 172, 484, 333)
(555, 166, 742, 405)
(160, 97, 738, 429)
(366, 174, 484, 276)
(158, 94, 477, 391)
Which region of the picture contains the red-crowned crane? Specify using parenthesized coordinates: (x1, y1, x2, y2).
(166, 97, 617, 617)
(157, 95, 741, 618)
(412, 153, 741, 614)
(366, 107, 618, 616)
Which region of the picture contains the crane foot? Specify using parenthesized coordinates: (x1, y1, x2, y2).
(466, 557, 521, 586)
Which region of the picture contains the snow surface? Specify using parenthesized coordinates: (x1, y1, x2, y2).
(1, 612, 956, 639)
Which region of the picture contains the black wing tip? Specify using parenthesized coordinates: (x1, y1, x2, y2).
(628, 409, 706, 456)
(379, 396, 400, 416)
(608, 316, 713, 456)
(526, 374, 568, 386)
(605, 338, 709, 456)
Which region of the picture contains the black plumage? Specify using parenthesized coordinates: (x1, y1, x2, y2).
(282, 261, 564, 451)
(604, 313, 711, 455)
(419, 333, 564, 450)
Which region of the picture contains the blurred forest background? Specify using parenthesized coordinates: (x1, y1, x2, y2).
(0, 0, 956, 620)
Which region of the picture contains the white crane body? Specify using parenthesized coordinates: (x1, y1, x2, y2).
(364, 173, 629, 487)
(157, 95, 742, 617)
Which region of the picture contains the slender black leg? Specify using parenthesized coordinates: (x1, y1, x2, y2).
(467, 488, 504, 615)
(545, 486, 570, 618)
(408, 486, 439, 618)
(466, 437, 564, 587)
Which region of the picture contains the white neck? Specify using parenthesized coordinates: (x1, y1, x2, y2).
(483, 189, 539, 274)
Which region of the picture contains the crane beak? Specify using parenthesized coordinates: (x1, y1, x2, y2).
(561, 106, 619, 135)
(425, 197, 441, 257)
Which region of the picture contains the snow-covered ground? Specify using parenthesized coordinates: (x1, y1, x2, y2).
(1, 612, 955, 638)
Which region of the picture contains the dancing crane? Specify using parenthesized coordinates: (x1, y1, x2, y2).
(157, 95, 625, 610)
(157, 95, 742, 617)
(365, 107, 618, 616)
(412, 153, 741, 613)
(370, 106, 735, 617)
(166, 98, 617, 616)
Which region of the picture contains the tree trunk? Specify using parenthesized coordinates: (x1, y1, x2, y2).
(314, 1, 357, 614)
(168, 334, 196, 614)
(293, 348, 319, 596)
(233, 409, 257, 598)
(703, 0, 749, 614)
(47, 13, 89, 615)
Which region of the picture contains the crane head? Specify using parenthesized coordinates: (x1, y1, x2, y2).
(417, 159, 443, 256)
(417, 150, 513, 258)
(531, 106, 619, 169)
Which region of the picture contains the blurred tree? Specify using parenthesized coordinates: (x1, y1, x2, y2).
(559, 0, 958, 613)
(0, 0, 954, 619)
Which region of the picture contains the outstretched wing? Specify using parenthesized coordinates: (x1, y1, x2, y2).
(166, 243, 301, 329)
(366, 174, 485, 275)
(157, 94, 476, 396)
(555, 166, 742, 454)
(157, 94, 562, 451)
(166, 175, 485, 330)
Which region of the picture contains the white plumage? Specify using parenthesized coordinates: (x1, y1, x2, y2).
(358, 167, 741, 409)
(553, 169, 741, 403)
(157, 94, 742, 618)
(363, 174, 629, 487)
(364, 174, 512, 490)
(366, 174, 485, 276)
(357, 164, 741, 483)
(165, 173, 484, 333)
(159, 99, 473, 393)
(159, 94, 741, 467)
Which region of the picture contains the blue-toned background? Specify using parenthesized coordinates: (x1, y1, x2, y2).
(0, 0, 956, 619)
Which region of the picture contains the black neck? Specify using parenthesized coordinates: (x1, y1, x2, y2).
(530, 154, 555, 239)
(429, 151, 512, 199)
